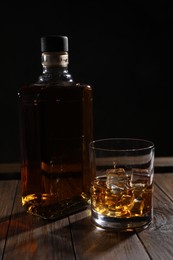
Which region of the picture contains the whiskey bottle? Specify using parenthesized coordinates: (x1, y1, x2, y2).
(18, 35, 93, 219)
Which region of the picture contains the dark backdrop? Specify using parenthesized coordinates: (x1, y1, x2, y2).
(0, 1, 173, 162)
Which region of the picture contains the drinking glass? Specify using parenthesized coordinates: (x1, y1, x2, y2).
(89, 138, 155, 231)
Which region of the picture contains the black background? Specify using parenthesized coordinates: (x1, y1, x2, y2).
(0, 1, 173, 163)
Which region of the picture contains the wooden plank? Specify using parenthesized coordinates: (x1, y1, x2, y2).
(0, 157, 173, 179)
(0, 157, 172, 172)
(154, 157, 173, 173)
(0, 163, 20, 180)
(154, 157, 173, 167)
(3, 182, 75, 260)
(69, 208, 150, 260)
(0, 163, 20, 173)
(0, 180, 18, 259)
(0, 157, 171, 171)
(154, 173, 173, 200)
(1, 172, 173, 259)
(136, 175, 173, 260)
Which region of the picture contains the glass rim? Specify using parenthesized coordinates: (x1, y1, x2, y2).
(89, 137, 155, 152)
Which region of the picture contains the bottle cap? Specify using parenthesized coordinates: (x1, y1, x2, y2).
(41, 35, 68, 52)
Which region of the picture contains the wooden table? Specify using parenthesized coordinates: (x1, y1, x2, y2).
(1, 158, 173, 260)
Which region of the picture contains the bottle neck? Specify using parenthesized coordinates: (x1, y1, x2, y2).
(38, 52, 74, 84)
(41, 52, 68, 67)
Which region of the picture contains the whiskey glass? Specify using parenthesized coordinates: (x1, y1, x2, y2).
(89, 138, 155, 231)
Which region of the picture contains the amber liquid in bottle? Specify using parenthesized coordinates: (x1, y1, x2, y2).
(18, 36, 93, 219)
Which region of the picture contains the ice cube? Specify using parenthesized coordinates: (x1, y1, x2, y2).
(106, 168, 127, 194)
(130, 168, 151, 188)
(131, 197, 145, 216)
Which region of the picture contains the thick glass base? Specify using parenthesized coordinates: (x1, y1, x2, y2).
(24, 196, 88, 220)
(91, 209, 152, 232)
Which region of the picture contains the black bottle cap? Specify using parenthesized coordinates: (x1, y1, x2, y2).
(41, 35, 68, 52)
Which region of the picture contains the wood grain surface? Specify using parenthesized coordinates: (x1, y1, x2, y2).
(0, 165, 173, 259)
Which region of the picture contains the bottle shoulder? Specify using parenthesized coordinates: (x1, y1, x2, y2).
(18, 82, 92, 92)
(18, 82, 93, 101)
(38, 72, 73, 85)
